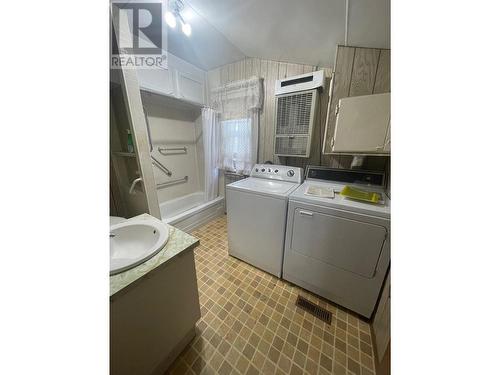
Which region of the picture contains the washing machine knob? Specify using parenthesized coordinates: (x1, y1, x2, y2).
(287, 170, 295, 177)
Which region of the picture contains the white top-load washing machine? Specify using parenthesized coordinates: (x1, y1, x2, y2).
(283, 166, 390, 318)
(226, 164, 303, 277)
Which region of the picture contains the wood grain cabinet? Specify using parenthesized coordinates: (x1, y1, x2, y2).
(323, 46, 390, 156)
(331, 93, 390, 154)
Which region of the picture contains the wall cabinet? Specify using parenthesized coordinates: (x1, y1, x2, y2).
(137, 53, 206, 106)
(137, 68, 175, 97)
(323, 47, 390, 156)
(383, 121, 391, 152)
(177, 70, 205, 105)
(332, 93, 390, 154)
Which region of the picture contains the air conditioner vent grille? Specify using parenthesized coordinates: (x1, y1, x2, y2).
(276, 92, 313, 135)
(275, 136, 309, 156)
(274, 89, 318, 158)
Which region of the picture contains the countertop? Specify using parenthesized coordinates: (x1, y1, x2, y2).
(110, 214, 199, 298)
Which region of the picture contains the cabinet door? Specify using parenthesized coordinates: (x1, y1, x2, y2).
(176, 70, 205, 105)
(137, 68, 175, 96)
(383, 120, 391, 152)
(290, 208, 387, 278)
(333, 93, 390, 153)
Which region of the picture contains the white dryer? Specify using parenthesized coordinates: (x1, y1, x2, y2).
(283, 166, 390, 318)
(226, 164, 303, 277)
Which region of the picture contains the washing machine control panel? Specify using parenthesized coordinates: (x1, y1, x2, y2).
(250, 164, 303, 183)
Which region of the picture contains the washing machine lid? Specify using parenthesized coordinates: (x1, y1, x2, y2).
(227, 177, 300, 197)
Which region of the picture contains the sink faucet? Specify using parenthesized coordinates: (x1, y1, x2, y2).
(129, 177, 142, 194)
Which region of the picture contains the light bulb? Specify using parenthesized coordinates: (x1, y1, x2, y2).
(165, 11, 176, 28)
(182, 22, 192, 36)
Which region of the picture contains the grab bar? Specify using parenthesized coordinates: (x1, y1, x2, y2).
(156, 176, 188, 189)
(143, 106, 175, 177)
(129, 177, 142, 194)
(158, 146, 187, 155)
(143, 106, 174, 177)
(151, 155, 172, 177)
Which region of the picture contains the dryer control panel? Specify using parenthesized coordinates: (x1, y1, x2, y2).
(250, 164, 303, 183)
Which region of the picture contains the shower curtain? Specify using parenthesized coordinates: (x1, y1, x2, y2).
(202, 107, 219, 202)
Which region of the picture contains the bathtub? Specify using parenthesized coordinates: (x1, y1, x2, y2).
(160, 192, 224, 232)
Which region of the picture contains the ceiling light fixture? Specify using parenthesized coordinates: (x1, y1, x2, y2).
(165, 0, 192, 36)
(181, 22, 191, 36)
(164, 11, 176, 28)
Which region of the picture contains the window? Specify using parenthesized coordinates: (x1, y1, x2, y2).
(219, 118, 252, 173)
(211, 77, 262, 175)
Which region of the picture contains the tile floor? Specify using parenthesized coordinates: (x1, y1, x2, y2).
(167, 216, 376, 375)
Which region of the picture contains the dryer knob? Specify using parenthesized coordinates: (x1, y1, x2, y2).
(287, 170, 295, 177)
(261, 168, 265, 172)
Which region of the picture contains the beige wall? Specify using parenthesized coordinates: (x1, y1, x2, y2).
(207, 57, 332, 167)
(208, 50, 390, 174)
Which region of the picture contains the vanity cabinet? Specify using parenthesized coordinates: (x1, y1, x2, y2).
(332, 93, 390, 153)
(137, 52, 206, 106)
(111, 247, 201, 375)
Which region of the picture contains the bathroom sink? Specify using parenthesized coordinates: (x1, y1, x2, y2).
(110, 216, 169, 275)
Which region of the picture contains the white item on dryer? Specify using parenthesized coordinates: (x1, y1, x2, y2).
(304, 185, 335, 198)
(226, 164, 303, 277)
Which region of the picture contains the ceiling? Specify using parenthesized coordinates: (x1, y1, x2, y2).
(184, 0, 390, 69)
(163, 0, 390, 70)
(166, 2, 246, 70)
(125, 0, 246, 70)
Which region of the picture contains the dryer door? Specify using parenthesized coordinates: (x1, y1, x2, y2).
(290, 207, 387, 278)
